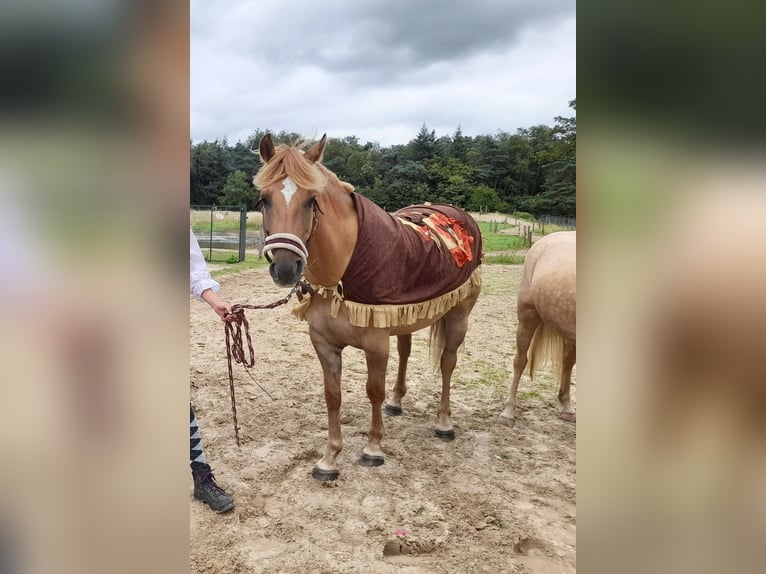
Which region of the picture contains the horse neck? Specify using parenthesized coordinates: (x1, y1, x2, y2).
(304, 181, 358, 287)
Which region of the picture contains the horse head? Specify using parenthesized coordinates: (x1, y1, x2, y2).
(255, 133, 327, 286)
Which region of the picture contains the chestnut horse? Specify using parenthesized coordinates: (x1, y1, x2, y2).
(254, 134, 483, 480)
(498, 231, 576, 426)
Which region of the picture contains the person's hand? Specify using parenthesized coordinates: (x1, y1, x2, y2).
(210, 299, 233, 320)
(201, 289, 232, 321)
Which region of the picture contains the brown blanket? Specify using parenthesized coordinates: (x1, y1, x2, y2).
(340, 193, 483, 305)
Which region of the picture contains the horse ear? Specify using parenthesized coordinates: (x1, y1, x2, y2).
(304, 134, 327, 163)
(259, 134, 275, 163)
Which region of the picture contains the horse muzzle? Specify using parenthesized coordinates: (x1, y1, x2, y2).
(269, 252, 304, 286)
(263, 233, 309, 287)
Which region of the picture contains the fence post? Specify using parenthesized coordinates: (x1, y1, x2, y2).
(239, 205, 247, 262)
(208, 207, 214, 261)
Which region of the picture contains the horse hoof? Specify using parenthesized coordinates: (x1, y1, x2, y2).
(384, 404, 403, 416)
(311, 467, 339, 481)
(434, 429, 455, 441)
(497, 415, 515, 428)
(561, 411, 576, 423)
(359, 453, 385, 467)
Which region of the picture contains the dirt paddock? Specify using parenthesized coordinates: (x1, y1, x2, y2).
(190, 264, 576, 573)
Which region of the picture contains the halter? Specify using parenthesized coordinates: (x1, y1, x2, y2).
(262, 233, 308, 265)
(261, 201, 322, 266)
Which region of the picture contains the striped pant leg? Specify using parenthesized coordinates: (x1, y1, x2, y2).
(190, 404, 209, 471)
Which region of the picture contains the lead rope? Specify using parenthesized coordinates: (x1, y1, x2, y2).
(223, 283, 303, 446)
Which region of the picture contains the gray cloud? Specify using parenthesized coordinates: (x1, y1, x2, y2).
(191, 0, 575, 146)
(324, 0, 571, 73)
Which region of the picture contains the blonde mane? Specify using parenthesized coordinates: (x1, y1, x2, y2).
(254, 143, 355, 194)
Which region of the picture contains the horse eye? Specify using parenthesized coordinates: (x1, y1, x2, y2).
(306, 197, 318, 210)
(255, 196, 270, 210)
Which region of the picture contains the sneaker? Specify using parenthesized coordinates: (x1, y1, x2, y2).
(192, 470, 235, 513)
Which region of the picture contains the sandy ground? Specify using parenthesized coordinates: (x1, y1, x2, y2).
(190, 264, 575, 573)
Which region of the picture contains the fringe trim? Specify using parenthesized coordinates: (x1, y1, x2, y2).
(292, 267, 482, 328)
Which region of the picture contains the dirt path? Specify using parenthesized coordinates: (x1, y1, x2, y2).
(190, 265, 575, 573)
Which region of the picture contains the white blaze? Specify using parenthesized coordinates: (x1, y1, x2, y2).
(280, 176, 298, 205)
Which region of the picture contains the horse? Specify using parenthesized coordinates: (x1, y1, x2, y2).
(498, 230, 576, 426)
(253, 134, 483, 480)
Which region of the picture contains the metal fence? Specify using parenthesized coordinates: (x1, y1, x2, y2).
(540, 215, 576, 229)
(190, 205, 262, 263)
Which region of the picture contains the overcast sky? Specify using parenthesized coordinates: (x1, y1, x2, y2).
(191, 0, 575, 147)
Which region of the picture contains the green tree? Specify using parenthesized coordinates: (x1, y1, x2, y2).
(426, 156, 474, 206)
(191, 139, 229, 205)
(190, 98, 576, 217)
(408, 124, 436, 162)
(451, 125, 469, 161)
(466, 185, 505, 212)
(219, 170, 257, 209)
(536, 99, 576, 216)
(386, 161, 430, 208)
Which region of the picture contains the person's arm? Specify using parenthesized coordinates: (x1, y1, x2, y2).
(190, 229, 232, 319)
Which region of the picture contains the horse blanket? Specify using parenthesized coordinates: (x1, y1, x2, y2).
(294, 193, 483, 328)
(342, 193, 482, 305)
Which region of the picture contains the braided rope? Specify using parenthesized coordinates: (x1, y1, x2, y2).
(222, 284, 302, 446)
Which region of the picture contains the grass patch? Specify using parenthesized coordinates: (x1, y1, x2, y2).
(478, 221, 527, 253)
(517, 389, 542, 401)
(207, 252, 270, 276)
(478, 221, 515, 234)
(190, 220, 262, 233)
(540, 223, 570, 235)
(482, 234, 526, 252)
(465, 361, 509, 389)
(484, 254, 525, 265)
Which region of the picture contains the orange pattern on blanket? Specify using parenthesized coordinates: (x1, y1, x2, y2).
(413, 212, 475, 268)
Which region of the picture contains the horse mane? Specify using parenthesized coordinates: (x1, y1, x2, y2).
(254, 142, 355, 194)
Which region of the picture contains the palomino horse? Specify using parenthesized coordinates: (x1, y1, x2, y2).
(254, 134, 483, 480)
(498, 231, 576, 426)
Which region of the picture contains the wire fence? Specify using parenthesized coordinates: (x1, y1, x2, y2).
(190, 205, 263, 263)
(540, 215, 576, 229)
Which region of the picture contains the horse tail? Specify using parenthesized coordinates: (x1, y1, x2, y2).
(429, 317, 447, 372)
(527, 322, 564, 380)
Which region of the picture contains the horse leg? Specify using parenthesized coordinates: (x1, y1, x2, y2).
(434, 305, 474, 441)
(559, 342, 576, 422)
(385, 334, 411, 416)
(360, 334, 390, 466)
(310, 334, 344, 481)
(498, 306, 542, 427)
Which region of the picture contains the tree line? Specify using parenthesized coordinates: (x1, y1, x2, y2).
(191, 100, 575, 217)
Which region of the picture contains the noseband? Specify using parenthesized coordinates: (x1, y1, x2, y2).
(262, 233, 309, 265)
(261, 202, 322, 266)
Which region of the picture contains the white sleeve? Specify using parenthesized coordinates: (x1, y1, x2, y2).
(190, 228, 220, 300)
